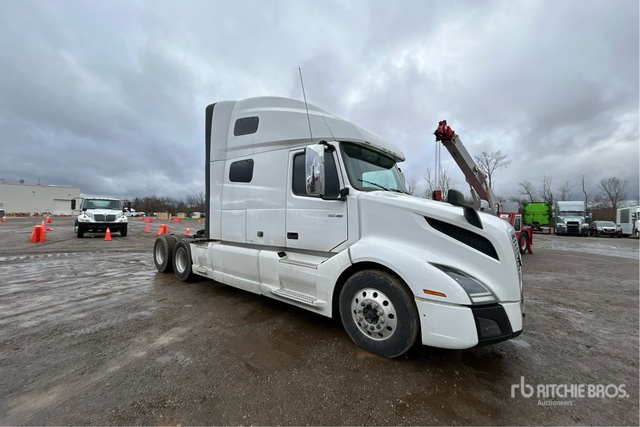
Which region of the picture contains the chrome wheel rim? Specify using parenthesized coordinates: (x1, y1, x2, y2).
(350, 287, 397, 341)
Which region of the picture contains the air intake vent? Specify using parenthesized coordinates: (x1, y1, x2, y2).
(425, 217, 499, 261)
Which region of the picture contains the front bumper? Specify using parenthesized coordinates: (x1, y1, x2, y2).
(78, 222, 127, 232)
(416, 298, 524, 349)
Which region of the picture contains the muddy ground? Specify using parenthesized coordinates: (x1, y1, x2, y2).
(0, 217, 638, 425)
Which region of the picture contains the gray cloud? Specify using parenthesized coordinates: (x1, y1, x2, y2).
(0, 0, 637, 204)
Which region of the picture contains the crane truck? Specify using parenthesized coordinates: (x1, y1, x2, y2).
(152, 96, 524, 358)
(433, 121, 533, 255)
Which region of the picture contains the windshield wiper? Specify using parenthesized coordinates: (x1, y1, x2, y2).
(357, 179, 409, 194)
(358, 179, 390, 191)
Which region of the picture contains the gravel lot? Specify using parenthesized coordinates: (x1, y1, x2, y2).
(0, 216, 638, 425)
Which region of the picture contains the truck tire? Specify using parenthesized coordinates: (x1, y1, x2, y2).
(120, 225, 128, 237)
(339, 270, 419, 358)
(173, 239, 196, 282)
(518, 233, 528, 255)
(153, 234, 177, 273)
(76, 223, 84, 238)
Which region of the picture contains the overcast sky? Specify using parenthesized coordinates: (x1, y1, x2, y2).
(1, 0, 638, 204)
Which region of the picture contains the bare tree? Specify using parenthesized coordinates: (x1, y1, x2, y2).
(539, 175, 554, 207)
(557, 179, 573, 201)
(423, 167, 457, 199)
(474, 150, 512, 190)
(404, 176, 420, 196)
(518, 180, 537, 202)
(508, 195, 530, 206)
(186, 192, 206, 212)
(597, 177, 628, 213)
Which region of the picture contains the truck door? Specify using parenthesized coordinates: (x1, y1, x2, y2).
(286, 149, 347, 252)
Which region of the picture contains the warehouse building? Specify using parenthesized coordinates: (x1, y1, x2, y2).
(0, 182, 80, 216)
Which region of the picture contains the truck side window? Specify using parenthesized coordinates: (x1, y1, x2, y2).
(293, 152, 339, 198)
(229, 159, 254, 183)
(233, 116, 259, 136)
(513, 216, 521, 232)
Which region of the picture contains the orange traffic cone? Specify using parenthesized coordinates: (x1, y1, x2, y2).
(105, 227, 112, 241)
(197, 219, 201, 225)
(144, 223, 149, 233)
(185, 227, 190, 235)
(29, 226, 39, 243)
(29, 225, 46, 243)
(0, 217, 5, 223)
(45, 216, 52, 223)
(157, 224, 167, 235)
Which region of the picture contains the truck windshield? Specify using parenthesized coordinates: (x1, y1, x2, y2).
(560, 210, 586, 216)
(340, 142, 407, 193)
(85, 199, 122, 210)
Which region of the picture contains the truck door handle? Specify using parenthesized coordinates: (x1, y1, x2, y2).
(287, 232, 298, 240)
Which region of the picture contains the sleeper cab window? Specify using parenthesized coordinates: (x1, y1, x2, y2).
(229, 159, 254, 183)
(233, 116, 259, 136)
(292, 152, 339, 198)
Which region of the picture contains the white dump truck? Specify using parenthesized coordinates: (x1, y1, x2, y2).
(71, 197, 129, 238)
(153, 96, 524, 357)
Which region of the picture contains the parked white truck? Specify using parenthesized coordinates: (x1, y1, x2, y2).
(553, 201, 589, 236)
(71, 197, 129, 238)
(617, 205, 640, 238)
(153, 96, 524, 357)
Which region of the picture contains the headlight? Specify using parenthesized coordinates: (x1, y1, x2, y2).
(432, 264, 497, 305)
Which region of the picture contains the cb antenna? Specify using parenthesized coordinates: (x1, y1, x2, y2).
(298, 67, 314, 142)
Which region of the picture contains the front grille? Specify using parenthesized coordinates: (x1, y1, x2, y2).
(92, 214, 117, 222)
(510, 231, 523, 291)
(567, 221, 580, 234)
(425, 217, 499, 260)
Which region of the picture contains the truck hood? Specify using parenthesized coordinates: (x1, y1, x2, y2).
(357, 191, 510, 231)
(557, 215, 585, 222)
(353, 191, 522, 303)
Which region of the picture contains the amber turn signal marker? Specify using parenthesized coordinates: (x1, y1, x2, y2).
(423, 289, 446, 297)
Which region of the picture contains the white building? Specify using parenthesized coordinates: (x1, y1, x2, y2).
(0, 182, 80, 216)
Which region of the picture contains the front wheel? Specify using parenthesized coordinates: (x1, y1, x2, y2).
(120, 225, 128, 237)
(153, 234, 177, 273)
(339, 270, 419, 358)
(518, 233, 528, 255)
(76, 223, 84, 238)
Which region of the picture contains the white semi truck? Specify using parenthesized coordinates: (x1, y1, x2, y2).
(153, 96, 524, 357)
(553, 201, 590, 236)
